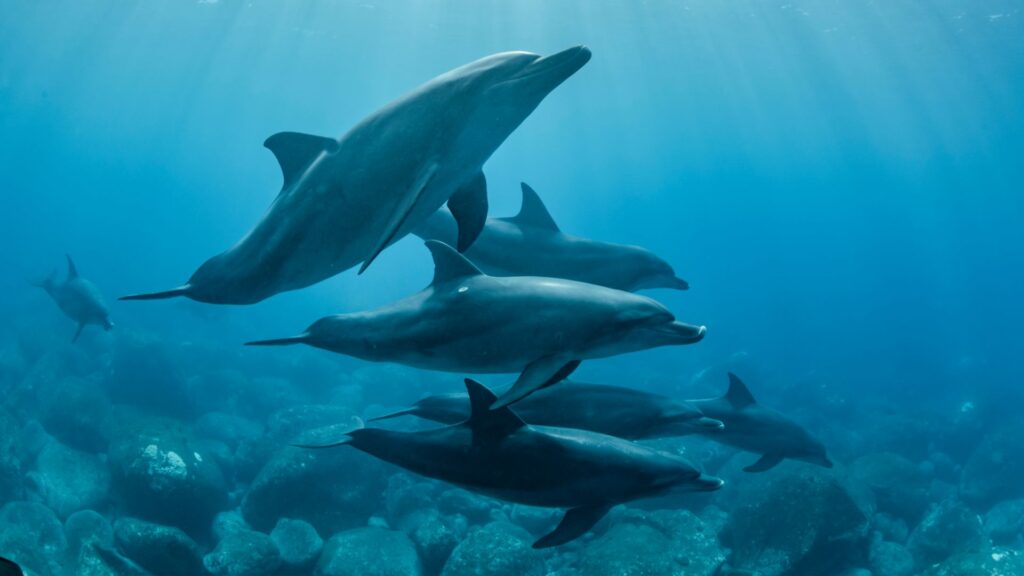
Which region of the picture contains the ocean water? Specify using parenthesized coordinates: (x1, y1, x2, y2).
(1, 1, 1022, 575)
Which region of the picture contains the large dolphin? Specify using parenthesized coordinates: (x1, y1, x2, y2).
(34, 255, 114, 343)
(247, 241, 706, 408)
(691, 373, 833, 472)
(122, 47, 592, 304)
(416, 182, 689, 291)
(301, 379, 724, 548)
(372, 380, 724, 437)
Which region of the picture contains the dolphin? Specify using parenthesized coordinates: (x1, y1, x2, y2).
(247, 240, 706, 408)
(415, 182, 689, 291)
(34, 255, 114, 343)
(301, 378, 724, 548)
(372, 380, 724, 437)
(121, 47, 592, 304)
(691, 373, 833, 472)
(0, 557, 23, 576)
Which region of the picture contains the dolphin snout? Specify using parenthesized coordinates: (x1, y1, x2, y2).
(695, 475, 725, 492)
(695, 417, 725, 431)
(513, 45, 591, 85)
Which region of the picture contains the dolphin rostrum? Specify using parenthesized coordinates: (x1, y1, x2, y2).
(416, 182, 689, 291)
(121, 47, 592, 304)
(691, 373, 833, 472)
(247, 241, 705, 408)
(34, 255, 113, 343)
(372, 380, 724, 437)
(300, 378, 723, 548)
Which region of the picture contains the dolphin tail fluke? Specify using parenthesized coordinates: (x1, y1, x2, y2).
(244, 334, 310, 347)
(119, 285, 191, 301)
(533, 504, 611, 549)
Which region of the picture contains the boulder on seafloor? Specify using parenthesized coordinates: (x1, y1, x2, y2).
(106, 336, 193, 417)
(574, 508, 726, 576)
(440, 522, 543, 576)
(867, 538, 915, 576)
(195, 412, 264, 450)
(906, 499, 987, 567)
(113, 517, 206, 576)
(108, 427, 228, 534)
(203, 529, 281, 576)
(271, 518, 323, 573)
(315, 527, 422, 576)
(0, 407, 24, 503)
(29, 439, 111, 518)
(984, 499, 1024, 545)
(385, 475, 442, 533)
(850, 452, 931, 524)
(242, 424, 388, 536)
(36, 375, 111, 453)
(265, 404, 359, 443)
(919, 546, 1024, 576)
(437, 488, 498, 526)
(0, 501, 67, 576)
(720, 465, 873, 576)
(961, 423, 1024, 507)
(410, 515, 460, 575)
(64, 509, 114, 559)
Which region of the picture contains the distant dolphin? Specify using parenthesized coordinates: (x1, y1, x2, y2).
(372, 380, 724, 437)
(300, 378, 723, 548)
(0, 556, 24, 576)
(247, 241, 706, 408)
(691, 373, 833, 472)
(34, 255, 113, 343)
(416, 182, 689, 291)
(121, 47, 592, 304)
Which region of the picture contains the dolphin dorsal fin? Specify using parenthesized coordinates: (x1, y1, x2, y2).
(464, 378, 526, 440)
(65, 254, 79, 279)
(264, 131, 339, 192)
(509, 183, 559, 232)
(425, 240, 484, 286)
(725, 373, 757, 408)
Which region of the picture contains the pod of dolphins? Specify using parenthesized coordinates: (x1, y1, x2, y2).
(27, 46, 832, 554)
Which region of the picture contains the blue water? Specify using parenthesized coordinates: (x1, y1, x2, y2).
(1, 2, 1022, 575)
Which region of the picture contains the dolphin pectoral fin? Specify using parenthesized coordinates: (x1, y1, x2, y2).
(490, 356, 580, 410)
(533, 504, 611, 549)
(264, 131, 338, 192)
(447, 171, 488, 252)
(743, 453, 784, 473)
(359, 163, 439, 274)
(72, 323, 84, 344)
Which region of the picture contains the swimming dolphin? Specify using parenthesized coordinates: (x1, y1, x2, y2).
(247, 241, 706, 408)
(301, 378, 723, 548)
(691, 373, 833, 472)
(121, 47, 592, 304)
(372, 380, 724, 437)
(0, 556, 24, 576)
(34, 255, 113, 343)
(415, 182, 689, 291)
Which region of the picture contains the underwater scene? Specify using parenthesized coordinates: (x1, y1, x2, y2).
(1, 1, 1023, 575)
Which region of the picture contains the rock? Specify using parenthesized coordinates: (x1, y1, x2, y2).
(108, 430, 228, 534)
(0, 408, 24, 503)
(316, 527, 421, 576)
(266, 404, 358, 443)
(385, 475, 441, 532)
(961, 424, 1024, 507)
(37, 375, 111, 452)
(113, 517, 206, 576)
(0, 501, 67, 576)
(721, 466, 872, 576)
(851, 452, 931, 523)
(242, 425, 387, 536)
(440, 522, 542, 576)
(29, 440, 111, 518)
(212, 510, 251, 541)
(508, 505, 561, 538)
(233, 436, 276, 484)
(271, 518, 323, 573)
(203, 529, 281, 576)
(410, 516, 459, 574)
(195, 412, 264, 449)
(873, 512, 910, 543)
(868, 538, 914, 576)
(65, 510, 114, 558)
(437, 488, 497, 526)
(907, 499, 987, 566)
(107, 336, 193, 417)
(576, 508, 725, 576)
(984, 499, 1024, 545)
(920, 546, 1024, 576)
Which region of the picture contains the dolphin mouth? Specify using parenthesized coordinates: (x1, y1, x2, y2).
(651, 321, 706, 344)
(694, 417, 725, 431)
(506, 45, 591, 87)
(695, 475, 725, 491)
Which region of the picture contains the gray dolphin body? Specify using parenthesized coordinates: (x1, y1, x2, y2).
(35, 255, 113, 343)
(373, 380, 724, 437)
(691, 373, 833, 472)
(248, 241, 706, 408)
(121, 47, 591, 305)
(305, 379, 723, 548)
(415, 183, 689, 292)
